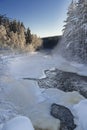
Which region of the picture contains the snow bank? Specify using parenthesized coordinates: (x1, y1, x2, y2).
(73, 100, 87, 130)
(2, 116, 34, 130)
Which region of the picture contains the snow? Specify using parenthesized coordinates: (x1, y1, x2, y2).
(73, 100, 87, 130)
(70, 62, 87, 76)
(2, 116, 34, 130)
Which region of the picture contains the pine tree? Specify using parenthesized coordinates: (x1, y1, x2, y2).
(25, 27, 32, 44)
(74, 0, 87, 62)
(63, 0, 77, 42)
(62, 0, 77, 59)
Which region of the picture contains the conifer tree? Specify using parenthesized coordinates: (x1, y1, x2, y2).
(62, 0, 77, 59)
(62, 0, 87, 63)
(25, 27, 32, 44)
(0, 14, 42, 51)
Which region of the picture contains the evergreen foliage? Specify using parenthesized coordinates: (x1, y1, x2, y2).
(25, 28, 32, 44)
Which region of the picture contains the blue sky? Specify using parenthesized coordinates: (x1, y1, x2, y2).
(0, 0, 71, 37)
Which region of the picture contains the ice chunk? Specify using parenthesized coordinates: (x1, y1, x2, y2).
(2, 116, 34, 130)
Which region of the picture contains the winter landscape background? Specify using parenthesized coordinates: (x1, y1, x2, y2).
(1, 0, 87, 130)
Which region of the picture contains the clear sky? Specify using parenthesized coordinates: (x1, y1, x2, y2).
(0, 0, 71, 37)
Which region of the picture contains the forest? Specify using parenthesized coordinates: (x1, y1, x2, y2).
(0, 14, 42, 51)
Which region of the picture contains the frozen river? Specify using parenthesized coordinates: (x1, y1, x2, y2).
(0, 50, 87, 130)
(1, 51, 87, 84)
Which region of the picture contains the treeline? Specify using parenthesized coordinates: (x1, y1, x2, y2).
(42, 36, 61, 49)
(0, 14, 42, 51)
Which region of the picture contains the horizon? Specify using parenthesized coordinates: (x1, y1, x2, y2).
(0, 0, 71, 37)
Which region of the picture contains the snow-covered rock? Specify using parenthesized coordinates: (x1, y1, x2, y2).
(2, 116, 34, 130)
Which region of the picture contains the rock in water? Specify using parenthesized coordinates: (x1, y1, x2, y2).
(50, 103, 76, 130)
(38, 69, 87, 98)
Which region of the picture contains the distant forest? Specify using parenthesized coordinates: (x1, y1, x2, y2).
(42, 36, 61, 49)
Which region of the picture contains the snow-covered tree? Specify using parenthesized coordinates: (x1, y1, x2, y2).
(61, 0, 87, 63)
(61, 0, 78, 59)
(64, 1, 77, 43)
(76, 0, 87, 61)
(0, 14, 42, 51)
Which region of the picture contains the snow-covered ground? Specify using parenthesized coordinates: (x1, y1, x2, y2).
(0, 51, 87, 130)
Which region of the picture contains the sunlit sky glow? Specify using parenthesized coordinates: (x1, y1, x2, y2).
(0, 0, 71, 37)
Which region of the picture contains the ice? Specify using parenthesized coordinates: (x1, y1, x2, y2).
(0, 124, 4, 130)
(3, 79, 45, 114)
(42, 88, 84, 107)
(2, 116, 34, 130)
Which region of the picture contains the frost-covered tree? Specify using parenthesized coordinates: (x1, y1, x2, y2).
(0, 14, 42, 51)
(76, 0, 87, 61)
(61, 0, 78, 59)
(63, 0, 77, 47)
(61, 0, 87, 63)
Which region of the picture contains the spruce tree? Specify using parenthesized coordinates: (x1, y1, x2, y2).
(62, 0, 77, 60)
(25, 27, 32, 44)
(74, 0, 87, 62)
